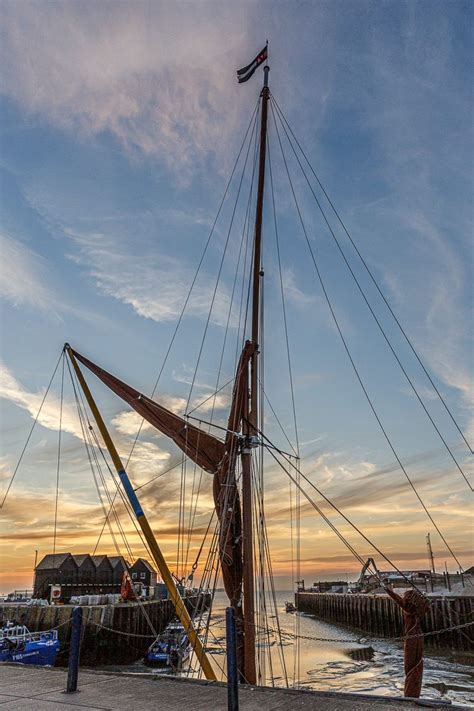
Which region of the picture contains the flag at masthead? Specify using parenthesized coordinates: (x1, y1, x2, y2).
(237, 44, 268, 83)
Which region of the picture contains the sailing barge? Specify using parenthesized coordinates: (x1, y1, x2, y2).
(62, 50, 272, 684)
(4, 44, 470, 696)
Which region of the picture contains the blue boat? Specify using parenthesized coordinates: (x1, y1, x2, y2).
(144, 621, 190, 669)
(0, 622, 60, 666)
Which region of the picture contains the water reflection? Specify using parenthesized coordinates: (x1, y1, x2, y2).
(203, 591, 474, 707)
(99, 590, 474, 707)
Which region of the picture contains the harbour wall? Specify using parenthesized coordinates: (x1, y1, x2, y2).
(295, 593, 473, 652)
(0, 593, 211, 665)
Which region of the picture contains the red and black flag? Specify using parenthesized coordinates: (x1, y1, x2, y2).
(237, 45, 268, 84)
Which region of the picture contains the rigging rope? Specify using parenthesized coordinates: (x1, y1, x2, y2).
(261, 433, 432, 590)
(67, 357, 156, 569)
(125, 98, 261, 472)
(270, 96, 472, 492)
(0, 350, 63, 509)
(183, 129, 261, 577)
(270, 94, 473, 458)
(268, 128, 304, 685)
(67, 357, 131, 561)
(269, 99, 464, 572)
(177, 104, 260, 579)
(52, 354, 65, 568)
(179, 102, 261, 579)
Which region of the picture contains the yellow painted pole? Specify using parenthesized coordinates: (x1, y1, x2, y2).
(65, 344, 216, 681)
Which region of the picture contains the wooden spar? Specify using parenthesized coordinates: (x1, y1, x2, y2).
(64, 344, 217, 682)
(241, 63, 270, 686)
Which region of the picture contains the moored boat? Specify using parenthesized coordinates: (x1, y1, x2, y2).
(0, 622, 60, 666)
(144, 620, 190, 670)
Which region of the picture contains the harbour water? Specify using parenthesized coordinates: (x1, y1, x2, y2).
(99, 591, 474, 707)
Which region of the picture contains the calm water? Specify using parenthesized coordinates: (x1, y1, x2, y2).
(101, 591, 474, 707)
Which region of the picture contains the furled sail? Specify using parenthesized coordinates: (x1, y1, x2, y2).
(213, 340, 255, 673)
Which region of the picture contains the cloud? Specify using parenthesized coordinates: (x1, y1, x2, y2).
(348, 18, 473, 418)
(0, 2, 255, 181)
(66, 229, 235, 326)
(281, 267, 316, 308)
(0, 233, 57, 314)
(0, 232, 110, 326)
(0, 359, 83, 439)
(0, 360, 173, 488)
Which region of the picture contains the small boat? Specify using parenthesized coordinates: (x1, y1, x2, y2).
(285, 601, 296, 613)
(144, 621, 191, 669)
(0, 622, 60, 666)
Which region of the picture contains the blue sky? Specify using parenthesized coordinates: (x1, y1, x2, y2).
(0, 0, 472, 590)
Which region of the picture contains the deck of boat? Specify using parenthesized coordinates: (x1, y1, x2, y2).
(0, 665, 462, 709)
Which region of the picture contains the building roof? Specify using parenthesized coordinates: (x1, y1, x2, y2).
(36, 552, 154, 573)
(36, 553, 72, 571)
(71, 554, 93, 567)
(90, 555, 112, 568)
(108, 556, 130, 569)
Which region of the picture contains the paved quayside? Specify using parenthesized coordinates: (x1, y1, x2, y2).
(0, 666, 468, 710)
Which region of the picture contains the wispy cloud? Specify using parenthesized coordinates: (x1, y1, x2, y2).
(0, 233, 57, 314)
(0, 2, 256, 182)
(0, 360, 173, 487)
(281, 267, 316, 308)
(349, 18, 473, 417)
(0, 359, 81, 438)
(66, 229, 235, 326)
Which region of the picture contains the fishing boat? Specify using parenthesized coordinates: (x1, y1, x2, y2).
(284, 601, 296, 613)
(0, 622, 60, 666)
(6, 43, 470, 697)
(144, 620, 190, 669)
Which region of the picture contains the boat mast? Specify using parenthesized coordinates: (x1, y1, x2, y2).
(241, 62, 270, 686)
(64, 345, 217, 682)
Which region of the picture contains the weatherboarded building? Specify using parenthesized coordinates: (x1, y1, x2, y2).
(33, 553, 157, 601)
(130, 558, 157, 587)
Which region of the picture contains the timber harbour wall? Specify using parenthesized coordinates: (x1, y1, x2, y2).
(296, 593, 473, 652)
(0, 593, 210, 665)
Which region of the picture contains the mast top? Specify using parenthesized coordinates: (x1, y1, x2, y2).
(263, 64, 270, 88)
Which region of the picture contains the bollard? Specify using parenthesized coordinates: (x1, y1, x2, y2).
(226, 606, 239, 711)
(66, 606, 83, 693)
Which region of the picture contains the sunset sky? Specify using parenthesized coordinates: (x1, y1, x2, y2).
(0, 0, 472, 593)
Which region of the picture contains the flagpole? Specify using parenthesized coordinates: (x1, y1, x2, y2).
(241, 57, 270, 686)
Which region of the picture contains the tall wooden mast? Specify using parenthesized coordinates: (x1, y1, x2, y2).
(241, 62, 270, 686)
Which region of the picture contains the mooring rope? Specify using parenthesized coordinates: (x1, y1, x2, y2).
(80, 616, 473, 645)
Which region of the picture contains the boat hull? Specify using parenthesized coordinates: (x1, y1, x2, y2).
(0, 638, 60, 666)
(144, 647, 190, 667)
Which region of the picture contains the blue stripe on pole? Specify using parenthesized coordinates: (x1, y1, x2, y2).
(118, 469, 144, 517)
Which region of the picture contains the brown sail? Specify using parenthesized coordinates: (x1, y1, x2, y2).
(71, 342, 254, 675)
(212, 340, 255, 676)
(71, 349, 226, 475)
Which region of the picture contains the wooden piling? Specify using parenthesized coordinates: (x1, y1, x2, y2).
(295, 592, 473, 652)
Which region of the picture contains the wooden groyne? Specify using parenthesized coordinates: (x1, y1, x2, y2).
(296, 593, 473, 652)
(0, 592, 210, 665)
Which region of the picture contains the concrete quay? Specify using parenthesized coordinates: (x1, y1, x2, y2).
(0, 665, 467, 710)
